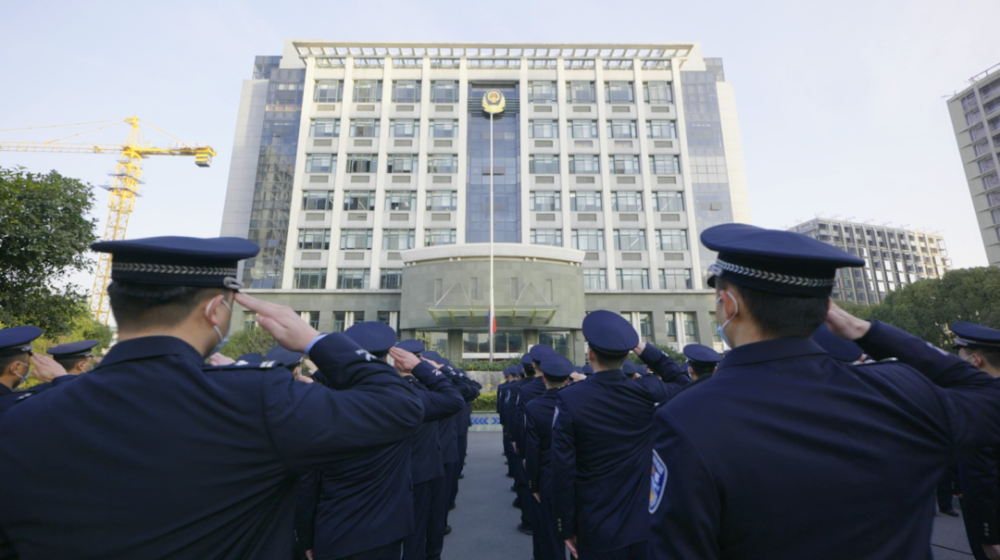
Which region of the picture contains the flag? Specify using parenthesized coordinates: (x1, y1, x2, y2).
(487, 307, 496, 334)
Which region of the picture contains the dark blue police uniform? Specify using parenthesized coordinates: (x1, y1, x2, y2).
(631, 345, 689, 403)
(513, 346, 555, 535)
(0, 326, 43, 402)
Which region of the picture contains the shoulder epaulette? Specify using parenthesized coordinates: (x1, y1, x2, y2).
(854, 358, 899, 366)
(202, 360, 282, 372)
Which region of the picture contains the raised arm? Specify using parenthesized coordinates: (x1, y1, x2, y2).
(409, 360, 466, 422)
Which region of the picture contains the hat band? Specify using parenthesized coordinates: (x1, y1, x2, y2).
(710, 261, 835, 289)
(113, 263, 238, 277)
(955, 336, 1000, 349)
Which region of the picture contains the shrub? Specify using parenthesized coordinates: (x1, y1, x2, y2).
(471, 391, 497, 412)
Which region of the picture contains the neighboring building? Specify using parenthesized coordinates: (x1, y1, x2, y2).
(220, 41, 751, 362)
(946, 63, 1000, 268)
(789, 218, 951, 305)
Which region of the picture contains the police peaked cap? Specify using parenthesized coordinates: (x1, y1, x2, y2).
(47, 340, 100, 360)
(582, 310, 638, 357)
(682, 344, 723, 367)
(345, 322, 397, 354)
(951, 322, 1000, 351)
(0, 326, 43, 358)
(396, 339, 425, 354)
(91, 236, 259, 289)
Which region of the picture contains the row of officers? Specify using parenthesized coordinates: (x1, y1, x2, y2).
(1, 223, 1000, 559)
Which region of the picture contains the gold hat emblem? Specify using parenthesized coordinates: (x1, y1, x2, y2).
(482, 90, 505, 114)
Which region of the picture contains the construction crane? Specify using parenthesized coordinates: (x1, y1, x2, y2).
(0, 117, 217, 324)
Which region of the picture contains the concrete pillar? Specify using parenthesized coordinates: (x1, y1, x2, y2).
(401, 329, 416, 341)
(524, 328, 540, 349)
(447, 329, 463, 362)
(571, 329, 586, 365)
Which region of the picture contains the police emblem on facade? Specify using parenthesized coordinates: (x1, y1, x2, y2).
(481, 90, 505, 114)
(650, 449, 668, 513)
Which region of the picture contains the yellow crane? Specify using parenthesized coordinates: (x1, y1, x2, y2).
(0, 117, 217, 324)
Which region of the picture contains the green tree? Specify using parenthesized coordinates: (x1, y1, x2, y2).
(220, 327, 277, 359)
(0, 167, 98, 336)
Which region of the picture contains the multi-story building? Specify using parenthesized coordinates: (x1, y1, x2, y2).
(789, 218, 951, 305)
(220, 41, 751, 362)
(947, 63, 1000, 268)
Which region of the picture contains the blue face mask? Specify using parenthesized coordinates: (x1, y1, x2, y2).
(715, 291, 738, 349)
(206, 298, 233, 357)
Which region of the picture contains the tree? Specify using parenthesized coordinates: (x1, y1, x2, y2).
(220, 327, 277, 360)
(0, 167, 98, 336)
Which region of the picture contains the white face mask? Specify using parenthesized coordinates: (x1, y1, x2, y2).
(205, 298, 233, 357)
(715, 291, 739, 349)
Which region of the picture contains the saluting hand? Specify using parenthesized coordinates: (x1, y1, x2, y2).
(825, 303, 871, 341)
(208, 353, 235, 366)
(569, 372, 586, 383)
(633, 342, 647, 355)
(30, 354, 68, 382)
(235, 293, 320, 352)
(565, 536, 578, 558)
(388, 347, 420, 373)
(984, 544, 1000, 560)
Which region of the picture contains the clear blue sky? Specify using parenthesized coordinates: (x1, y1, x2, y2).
(2, 0, 998, 282)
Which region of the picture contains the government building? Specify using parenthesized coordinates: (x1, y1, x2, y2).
(220, 41, 751, 363)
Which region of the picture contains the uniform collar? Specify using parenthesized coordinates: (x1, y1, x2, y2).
(0, 384, 11, 396)
(99, 336, 205, 368)
(718, 337, 827, 371)
(590, 369, 626, 381)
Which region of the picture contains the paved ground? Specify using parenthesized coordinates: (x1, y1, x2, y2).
(447, 432, 976, 559)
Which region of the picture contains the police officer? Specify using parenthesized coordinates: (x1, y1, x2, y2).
(0, 327, 44, 395)
(552, 310, 658, 559)
(0, 236, 425, 559)
(498, 366, 515, 478)
(681, 344, 722, 381)
(505, 358, 531, 504)
(950, 322, 1000, 560)
(424, 351, 480, 513)
(649, 223, 1000, 560)
(526, 353, 573, 560)
(514, 346, 554, 536)
(48, 340, 100, 374)
(627, 344, 689, 404)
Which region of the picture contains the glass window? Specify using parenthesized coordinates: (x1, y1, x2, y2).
(333, 311, 346, 332)
(971, 124, 987, 142)
(299, 311, 320, 330)
(665, 312, 678, 342)
(659, 268, 692, 289)
(529, 155, 560, 174)
(657, 230, 689, 250)
(609, 155, 641, 174)
(645, 120, 677, 139)
(305, 154, 334, 173)
(428, 154, 459, 174)
(350, 119, 380, 138)
(298, 229, 331, 250)
(649, 155, 681, 175)
(310, 119, 340, 137)
(583, 269, 607, 289)
(529, 81, 557, 103)
(391, 80, 421, 103)
(343, 190, 375, 211)
(967, 109, 982, 126)
(988, 191, 1000, 207)
(389, 119, 419, 138)
(643, 82, 674, 104)
(993, 209, 1000, 225)
(425, 229, 456, 246)
(572, 229, 605, 250)
(962, 92, 979, 112)
(615, 229, 646, 250)
(530, 191, 561, 211)
(429, 120, 458, 138)
(431, 80, 458, 103)
(617, 268, 649, 290)
(604, 81, 635, 104)
(302, 190, 334, 210)
(638, 312, 653, 342)
(531, 229, 563, 246)
(569, 155, 600, 174)
(607, 120, 638, 138)
(611, 191, 643, 211)
(382, 229, 415, 250)
(654, 192, 684, 212)
(566, 81, 596, 103)
(314, 80, 343, 103)
(385, 191, 416, 211)
(538, 331, 569, 357)
(570, 191, 602, 211)
(568, 120, 598, 138)
(346, 154, 377, 173)
(426, 190, 458, 211)
(684, 313, 698, 339)
(529, 120, 558, 138)
(336, 269, 370, 289)
(293, 268, 327, 289)
(353, 80, 382, 103)
(380, 269, 403, 289)
(985, 172, 1000, 191)
(340, 229, 373, 250)
(386, 155, 419, 174)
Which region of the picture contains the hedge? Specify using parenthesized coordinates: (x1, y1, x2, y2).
(471, 391, 498, 412)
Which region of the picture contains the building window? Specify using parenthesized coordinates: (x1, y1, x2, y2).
(566, 81, 596, 103)
(425, 229, 456, 246)
(333, 311, 346, 333)
(386, 155, 419, 174)
(645, 120, 677, 139)
(336, 269, 370, 289)
(709, 312, 722, 342)
(385, 191, 416, 211)
(565, 59, 596, 70)
(431, 80, 459, 103)
(659, 269, 692, 289)
(570, 192, 603, 211)
(340, 229, 373, 250)
(611, 191, 643, 211)
(974, 141, 992, 157)
(615, 229, 646, 251)
(530, 191, 561, 211)
(568, 120, 599, 138)
(604, 81, 635, 104)
(583, 269, 607, 289)
(531, 229, 563, 246)
(389, 119, 419, 138)
(298, 229, 331, 250)
(684, 313, 699, 340)
(649, 155, 681, 175)
(243, 311, 257, 330)
(353, 80, 382, 103)
(569, 155, 600, 174)
(572, 229, 605, 251)
(343, 190, 375, 211)
(607, 120, 638, 139)
(293, 268, 327, 289)
(988, 191, 1000, 207)
(310, 119, 340, 137)
(979, 158, 996, 174)
(529, 120, 558, 138)
(429, 119, 458, 138)
(391, 80, 421, 103)
(314, 80, 343, 103)
(528, 81, 557, 103)
(428, 154, 459, 174)
(302, 190, 335, 211)
(967, 109, 982, 126)
(971, 124, 987, 142)
(654, 192, 684, 212)
(656, 229, 689, 251)
(305, 154, 334, 173)
(992, 209, 1000, 225)
(538, 331, 570, 356)
(617, 268, 649, 290)
(377, 310, 394, 327)
(380, 269, 403, 289)
(430, 58, 459, 69)
(609, 155, 641, 175)
(382, 229, 415, 250)
(638, 312, 653, 342)
(962, 92, 979, 112)
(346, 154, 378, 173)
(349, 119, 380, 138)
(665, 312, 678, 342)
(426, 190, 458, 211)
(643, 82, 674, 104)
(529, 155, 560, 174)
(299, 311, 320, 330)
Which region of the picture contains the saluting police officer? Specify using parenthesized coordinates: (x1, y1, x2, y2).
(628, 343, 690, 403)
(0, 236, 425, 560)
(649, 223, 1000, 560)
(48, 339, 101, 374)
(681, 344, 722, 382)
(0, 327, 80, 414)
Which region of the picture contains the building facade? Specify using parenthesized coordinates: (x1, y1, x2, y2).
(220, 41, 751, 363)
(789, 218, 951, 305)
(947, 64, 1000, 268)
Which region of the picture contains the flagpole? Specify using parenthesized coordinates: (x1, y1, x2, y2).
(489, 110, 495, 362)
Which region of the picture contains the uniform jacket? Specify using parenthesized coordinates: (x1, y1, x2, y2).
(515, 376, 546, 457)
(634, 345, 690, 403)
(525, 388, 559, 493)
(408, 363, 466, 484)
(959, 446, 1000, 549)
